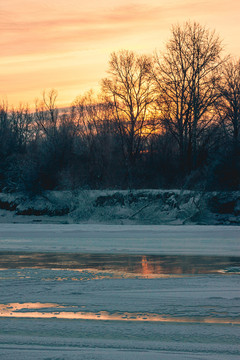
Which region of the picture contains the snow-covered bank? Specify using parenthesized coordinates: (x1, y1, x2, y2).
(0, 224, 239, 256)
(0, 189, 240, 225)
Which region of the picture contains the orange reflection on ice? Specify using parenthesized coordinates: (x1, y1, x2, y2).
(141, 255, 155, 277)
(60, 268, 179, 279)
(0, 302, 64, 311)
(0, 303, 239, 324)
(140, 256, 166, 278)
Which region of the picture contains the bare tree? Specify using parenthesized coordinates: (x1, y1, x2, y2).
(35, 89, 59, 137)
(72, 90, 123, 187)
(102, 50, 157, 186)
(72, 90, 98, 148)
(218, 59, 240, 149)
(0, 101, 10, 157)
(153, 22, 225, 173)
(10, 104, 33, 152)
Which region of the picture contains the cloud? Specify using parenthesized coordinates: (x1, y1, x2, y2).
(2, 1, 239, 60)
(0, 3, 162, 32)
(0, 3, 165, 57)
(2, 0, 238, 57)
(1, 0, 240, 106)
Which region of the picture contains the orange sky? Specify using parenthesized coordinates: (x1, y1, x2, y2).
(1, 0, 240, 108)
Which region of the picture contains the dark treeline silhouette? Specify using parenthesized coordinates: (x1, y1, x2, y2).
(0, 22, 240, 194)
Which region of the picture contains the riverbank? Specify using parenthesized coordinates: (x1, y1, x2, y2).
(0, 189, 239, 225)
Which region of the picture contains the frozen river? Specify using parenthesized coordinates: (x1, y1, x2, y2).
(0, 224, 240, 359)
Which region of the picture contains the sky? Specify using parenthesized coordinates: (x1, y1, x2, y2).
(1, 0, 240, 108)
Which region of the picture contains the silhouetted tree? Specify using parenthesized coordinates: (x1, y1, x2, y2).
(9, 105, 33, 152)
(153, 22, 225, 175)
(219, 59, 240, 149)
(72, 91, 124, 187)
(102, 50, 157, 186)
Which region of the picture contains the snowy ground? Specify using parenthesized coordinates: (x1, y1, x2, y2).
(0, 224, 239, 255)
(0, 189, 240, 225)
(0, 224, 240, 359)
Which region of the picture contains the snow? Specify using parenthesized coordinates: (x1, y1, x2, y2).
(0, 223, 240, 359)
(1, 266, 240, 359)
(1, 189, 240, 225)
(0, 224, 239, 256)
(1, 331, 239, 360)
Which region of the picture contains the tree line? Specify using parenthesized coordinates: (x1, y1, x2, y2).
(0, 22, 240, 194)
